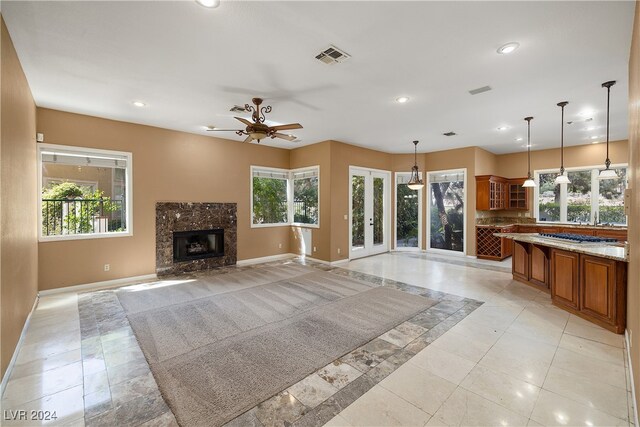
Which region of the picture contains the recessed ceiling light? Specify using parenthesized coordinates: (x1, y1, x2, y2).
(592, 140, 601, 144)
(132, 101, 146, 107)
(515, 137, 523, 141)
(196, 0, 220, 8)
(203, 125, 216, 131)
(590, 135, 598, 139)
(585, 126, 596, 131)
(497, 42, 520, 55)
(395, 96, 410, 103)
(579, 109, 595, 117)
(497, 126, 509, 131)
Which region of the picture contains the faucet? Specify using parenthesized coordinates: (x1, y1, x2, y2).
(593, 212, 598, 226)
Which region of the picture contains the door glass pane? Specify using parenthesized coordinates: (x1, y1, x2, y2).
(429, 171, 464, 252)
(351, 175, 365, 248)
(538, 172, 560, 222)
(599, 168, 627, 225)
(567, 170, 591, 223)
(396, 179, 419, 248)
(373, 177, 384, 245)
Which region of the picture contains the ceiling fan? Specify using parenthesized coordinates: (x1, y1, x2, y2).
(207, 98, 302, 143)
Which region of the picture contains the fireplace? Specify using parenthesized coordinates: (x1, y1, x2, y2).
(156, 202, 237, 275)
(173, 229, 224, 262)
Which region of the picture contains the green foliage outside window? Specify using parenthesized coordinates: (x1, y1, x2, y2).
(293, 177, 318, 225)
(42, 182, 119, 235)
(252, 177, 288, 224)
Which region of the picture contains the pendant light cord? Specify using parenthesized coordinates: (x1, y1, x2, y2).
(557, 101, 568, 175)
(526, 117, 532, 178)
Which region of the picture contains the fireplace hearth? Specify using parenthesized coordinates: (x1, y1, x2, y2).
(173, 229, 224, 262)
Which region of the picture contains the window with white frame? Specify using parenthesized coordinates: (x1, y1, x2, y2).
(535, 165, 627, 225)
(38, 144, 133, 240)
(251, 166, 320, 227)
(292, 168, 319, 225)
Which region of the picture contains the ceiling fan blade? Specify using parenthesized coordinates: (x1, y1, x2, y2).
(272, 133, 297, 141)
(270, 123, 303, 131)
(234, 117, 253, 126)
(243, 135, 253, 143)
(206, 129, 243, 132)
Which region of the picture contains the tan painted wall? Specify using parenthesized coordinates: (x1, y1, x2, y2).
(289, 141, 331, 261)
(627, 0, 640, 417)
(1, 18, 39, 378)
(497, 140, 629, 178)
(36, 108, 291, 290)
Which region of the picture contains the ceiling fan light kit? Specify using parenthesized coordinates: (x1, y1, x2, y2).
(407, 140, 425, 190)
(598, 80, 618, 180)
(522, 116, 536, 188)
(207, 97, 302, 143)
(555, 101, 571, 185)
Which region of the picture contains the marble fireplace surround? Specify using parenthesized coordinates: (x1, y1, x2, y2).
(155, 202, 237, 276)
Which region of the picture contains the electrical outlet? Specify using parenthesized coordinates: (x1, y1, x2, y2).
(337, 248, 341, 254)
(278, 243, 282, 249)
(104, 264, 110, 272)
(313, 246, 317, 252)
(344, 214, 348, 220)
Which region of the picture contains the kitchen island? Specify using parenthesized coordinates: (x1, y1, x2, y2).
(496, 232, 629, 334)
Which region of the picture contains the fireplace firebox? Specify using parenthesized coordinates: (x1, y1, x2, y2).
(173, 229, 224, 262)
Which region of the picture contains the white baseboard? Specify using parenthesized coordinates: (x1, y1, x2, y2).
(626, 329, 639, 426)
(236, 253, 296, 266)
(38, 273, 158, 296)
(303, 256, 349, 266)
(1, 295, 39, 398)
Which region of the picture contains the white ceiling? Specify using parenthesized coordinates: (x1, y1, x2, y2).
(2, 1, 635, 154)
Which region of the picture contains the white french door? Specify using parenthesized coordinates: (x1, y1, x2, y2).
(349, 167, 391, 259)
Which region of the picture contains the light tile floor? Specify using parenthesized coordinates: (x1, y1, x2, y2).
(328, 252, 635, 426)
(0, 252, 634, 427)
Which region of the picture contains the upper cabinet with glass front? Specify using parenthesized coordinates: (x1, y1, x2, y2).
(476, 175, 529, 211)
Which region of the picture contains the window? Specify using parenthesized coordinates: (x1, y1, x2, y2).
(251, 166, 320, 227)
(38, 144, 133, 241)
(535, 165, 628, 225)
(395, 173, 422, 249)
(292, 168, 319, 225)
(251, 168, 289, 225)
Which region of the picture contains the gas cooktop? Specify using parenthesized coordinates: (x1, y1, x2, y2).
(539, 233, 618, 243)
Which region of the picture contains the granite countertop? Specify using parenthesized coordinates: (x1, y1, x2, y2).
(494, 232, 629, 262)
(476, 222, 628, 231)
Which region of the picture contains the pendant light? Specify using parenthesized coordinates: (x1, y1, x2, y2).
(598, 80, 618, 180)
(522, 116, 536, 188)
(407, 140, 424, 190)
(554, 101, 571, 185)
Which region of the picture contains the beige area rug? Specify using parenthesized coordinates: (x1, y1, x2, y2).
(115, 263, 434, 426)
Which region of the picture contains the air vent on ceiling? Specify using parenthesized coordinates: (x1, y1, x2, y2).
(468, 85, 492, 95)
(443, 132, 457, 137)
(315, 45, 351, 65)
(229, 105, 247, 113)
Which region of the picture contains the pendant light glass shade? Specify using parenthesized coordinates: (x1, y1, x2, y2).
(554, 101, 571, 185)
(522, 116, 536, 188)
(598, 80, 618, 180)
(407, 140, 424, 190)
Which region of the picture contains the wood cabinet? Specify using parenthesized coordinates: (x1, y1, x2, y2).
(512, 243, 627, 333)
(476, 226, 514, 260)
(507, 178, 529, 210)
(514, 225, 626, 240)
(530, 244, 550, 289)
(512, 240, 529, 283)
(476, 175, 507, 211)
(476, 176, 529, 211)
(550, 249, 580, 310)
(559, 227, 595, 236)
